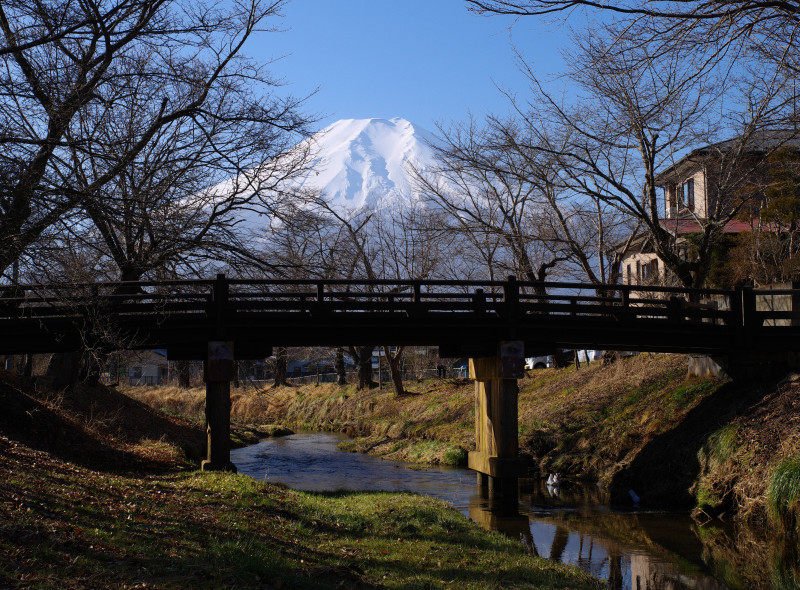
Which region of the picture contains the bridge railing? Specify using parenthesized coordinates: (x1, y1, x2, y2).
(0, 279, 216, 320)
(0, 275, 792, 329)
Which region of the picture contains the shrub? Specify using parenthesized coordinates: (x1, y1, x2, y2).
(442, 446, 468, 467)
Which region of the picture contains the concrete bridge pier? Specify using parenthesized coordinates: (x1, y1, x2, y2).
(201, 341, 237, 472)
(467, 353, 527, 508)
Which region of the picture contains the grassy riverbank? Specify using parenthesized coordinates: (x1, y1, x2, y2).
(0, 371, 600, 589)
(126, 354, 800, 530)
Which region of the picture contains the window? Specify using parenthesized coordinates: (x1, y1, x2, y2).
(626, 264, 632, 285)
(677, 183, 685, 209)
(685, 179, 694, 210)
(634, 259, 659, 284)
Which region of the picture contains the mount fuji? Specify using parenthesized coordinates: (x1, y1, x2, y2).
(287, 117, 439, 211)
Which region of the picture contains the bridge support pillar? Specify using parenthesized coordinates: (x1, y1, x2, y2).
(467, 355, 527, 508)
(201, 342, 237, 472)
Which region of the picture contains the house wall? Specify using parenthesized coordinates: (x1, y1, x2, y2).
(142, 364, 161, 378)
(623, 252, 666, 285)
(125, 350, 168, 385)
(664, 168, 708, 219)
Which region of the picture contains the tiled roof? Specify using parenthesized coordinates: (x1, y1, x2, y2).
(656, 129, 800, 182)
(696, 129, 800, 154)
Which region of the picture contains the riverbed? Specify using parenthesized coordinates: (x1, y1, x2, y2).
(231, 432, 797, 589)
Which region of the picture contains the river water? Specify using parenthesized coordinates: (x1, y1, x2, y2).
(231, 432, 799, 589)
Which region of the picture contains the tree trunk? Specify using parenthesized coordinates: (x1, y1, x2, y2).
(44, 352, 81, 391)
(273, 347, 288, 388)
(350, 345, 376, 390)
(551, 349, 569, 368)
(13, 355, 26, 376)
(79, 352, 102, 386)
(22, 354, 33, 378)
(176, 360, 192, 389)
(334, 347, 347, 386)
(383, 345, 406, 396)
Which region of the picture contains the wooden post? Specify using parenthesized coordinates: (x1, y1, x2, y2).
(201, 341, 237, 472)
(467, 344, 527, 506)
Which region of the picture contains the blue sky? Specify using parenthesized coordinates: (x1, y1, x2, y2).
(249, 0, 568, 132)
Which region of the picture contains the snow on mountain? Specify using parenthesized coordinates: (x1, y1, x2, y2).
(289, 117, 439, 211)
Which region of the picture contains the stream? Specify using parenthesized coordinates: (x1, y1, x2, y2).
(231, 432, 799, 589)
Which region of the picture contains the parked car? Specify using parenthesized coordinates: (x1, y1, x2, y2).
(525, 356, 551, 370)
(525, 350, 605, 370)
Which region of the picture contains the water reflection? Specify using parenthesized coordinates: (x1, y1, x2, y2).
(468, 495, 534, 551)
(231, 433, 798, 590)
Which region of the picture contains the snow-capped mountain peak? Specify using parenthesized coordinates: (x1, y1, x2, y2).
(293, 117, 438, 210)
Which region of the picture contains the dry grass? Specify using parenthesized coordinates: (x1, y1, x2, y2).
(121, 384, 294, 425)
(698, 378, 800, 526)
(0, 370, 205, 470)
(278, 379, 475, 464)
(122, 385, 206, 419)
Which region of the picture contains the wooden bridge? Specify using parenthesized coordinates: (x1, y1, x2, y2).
(2, 275, 798, 499)
(1, 274, 796, 358)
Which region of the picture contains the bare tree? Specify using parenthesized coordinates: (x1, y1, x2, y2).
(414, 117, 581, 286)
(59, 62, 312, 283)
(465, 0, 800, 119)
(465, 1, 800, 27)
(502, 19, 792, 287)
(272, 346, 288, 388)
(334, 347, 347, 385)
(0, 0, 308, 279)
(371, 205, 451, 394)
(274, 189, 451, 393)
(260, 205, 358, 386)
(414, 116, 635, 368)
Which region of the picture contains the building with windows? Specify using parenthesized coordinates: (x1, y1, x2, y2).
(620, 131, 800, 287)
(125, 350, 169, 386)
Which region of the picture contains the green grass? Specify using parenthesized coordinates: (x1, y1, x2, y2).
(670, 380, 716, 407)
(442, 446, 468, 466)
(0, 440, 601, 589)
(696, 483, 724, 511)
(768, 457, 800, 536)
(701, 424, 739, 467)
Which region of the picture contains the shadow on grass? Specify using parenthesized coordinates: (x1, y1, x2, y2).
(1, 456, 597, 590)
(0, 371, 204, 473)
(609, 378, 775, 509)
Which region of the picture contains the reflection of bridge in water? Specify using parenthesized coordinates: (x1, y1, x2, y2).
(2, 275, 800, 492)
(470, 480, 736, 589)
